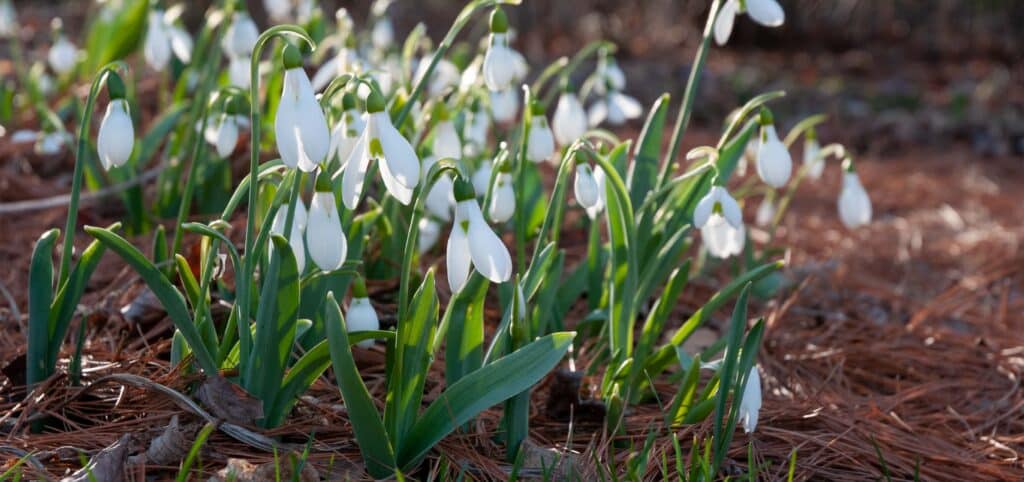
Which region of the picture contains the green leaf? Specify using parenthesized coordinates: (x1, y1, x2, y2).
(712, 284, 750, 471)
(628, 93, 670, 208)
(27, 229, 59, 387)
(324, 293, 397, 478)
(152, 225, 168, 267)
(265, 340, 331, 428)
(387, 270, 439, 445)
(84, 226, 217, 374)
(398, 331, 574, 468)
(47, 233, 112, 372)
(246, 234, 301, 425)
(175, 254, 202, 308)
(627, 261, 690, 404)
(444, 273, 488, 386)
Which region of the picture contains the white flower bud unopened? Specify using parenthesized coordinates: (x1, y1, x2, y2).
(756, 125, 792, 188)
(346, 297, 380, 348)
(306, 191, 347, 271)
(574, 164, 599, 209)
(97, 99, 135, 170)
(276, 67, 331, 172)
(552, 92, 587, 147)
(48, 35, 78, 75)
(526, 116, 555, 163)
(488, 172, 515, 223)
(838, 171, 872, 228)
(739, 366, 762, 433)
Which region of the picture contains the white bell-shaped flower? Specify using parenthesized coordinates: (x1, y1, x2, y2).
(739, 365, 762, 433)
(264, 0, 292, 22)
(714, 0, 785, 46)
(588, 91, 642, 127)
(228, 55, 250, 89)
(756, 118, 792, 188)
(755, 196, 775, 227)
(371, 17, 394, 51)
(341, 91, 420, 208)
(421, 155, 454, 222)
(482, 8, 518, 91)
(223, 12, 258, 58)
(553, 91, 587, 147)
(585, 165, 607, 219)
(574, 164, 599, 209)
(803, 134, 824, 180)
(48, 34, 78, 75)
(490, 88, 519, 124)
(526, 113, 555, 163)
(328, 106, 365, 168)
(471, 160, 493, 196)
(838, 167, 871, 229)
(694, 186, 743, 230)
(275, 46, 331, 172)
(488, 171, 515, 223)
(97, 99, 135, 170)
(413, 57, 460, 97)
(0, 0, 16, 38)
(418, 217, 441, 253)
(144, 10, 171, 71)
(347, 296, 380, 349)
(306, 183, 347, 272)
(167, 24, 193, 64)
(447, 178, 512, 293)
(432, 119, 462, 160)
(211, 114, 239, 158)
(463, 104, 490, 157)
(694, 185, 745, 258)
(271, 201, 308, 273)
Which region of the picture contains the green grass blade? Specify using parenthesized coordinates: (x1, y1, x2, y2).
(628, 93, 670, 208)
(711, 285, 751, 472)
(398, 331, 574, 468)
(27, 229, 59, 387)
(176, 422, 216, 482)
(444, 273, 488, 386)
(324, 292, 397, 478)
(388, 270, 439, 445)
(84, 226, 217, 374)
(265, 340, 332, 427)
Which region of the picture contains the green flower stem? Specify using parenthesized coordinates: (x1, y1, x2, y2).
(513, 86, 532, 275)
(397, 159, 461, 322)
(392, 0, 522, 127)
(240, 25, 314, 337)
(659, 0, 722, 189)
(58, 62, 127, 286)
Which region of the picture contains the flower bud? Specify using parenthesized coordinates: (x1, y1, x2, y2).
(97, 99, 135, 170)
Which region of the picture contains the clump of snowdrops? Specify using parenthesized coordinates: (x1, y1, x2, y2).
(16, 0, 871, 476)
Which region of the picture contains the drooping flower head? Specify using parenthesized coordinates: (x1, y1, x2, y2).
(271, 200, 308, 273)
(447, 176, 513, 293)
(488, 162, 515, 223)
(96, 72, 134, 170)
(347, 278, 381, 348)
(306, 171, 348, 271)
(526, 101, 555, 163)
(738, 365, 762, 433)
(714, 0, 785, 46)
(275, 44, 332, 172)
(341, 88, 420, 208)
(47, 19, 78, 75)
(552, 81, 587, 147)
(482, 8, 519, 92)
(803, 127, 824, 180)
(694, 184, 745, 258)
(574, 163, 600, 209)
(587, 52, 641, 127)
(223, 11, 259, 59)
(837, 158, 872, 229)
(755, 108, 792, 188)
(327, 92, 366, 168)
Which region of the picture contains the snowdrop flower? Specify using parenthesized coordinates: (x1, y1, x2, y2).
(694, 185, 745, 258)
(447, 177, 512, 293)
(347, 281, 380, 349)
(588, 90, 642, 127)
(271, 201, 308, 273)
(264, 0, 292, 23)
(327, 94, 365, 167)
(552, 88, 587, 147)
(471, 159, 493, 196)
(490, 88, 519, 124)
(207, 114, 239, 158)
(306, 173, 348, 271)
(838, 160, 872, 228)
(482, 9, 518, 92)
(144, 10, 172, 71)
(463, 101, 490, 157)
(432, 113, 462, 160)
(0, 0, 15, 38)
(36, 130, 70, 155)
(755, 109, 792, 188)
(526, 103, 555, 164)
(421, 155, 454, 221)
(585, 165, 607, 219)
(739, 365, 762, 433)
(10, 129, 37, 144)
(371, 16, 394, 51)
(418, 217, 441, 253)
(594, 52, 625, 95)
(413, 57, 460, 97)
(574, 164, 599, 209)
(341, 89, 420, 208)
(755, 195, 775, 227)
(488, 168, 515, 223)
(223, 12, 258, 58)
(803, 129, 824, 180)
(311, 45, 361, 92)
(228, 56, 250, 89)
(97, 74, 134, 170)
(47, 22, 78, 75)
(714, 0, 785, 46)
(275, 45, 331, 172)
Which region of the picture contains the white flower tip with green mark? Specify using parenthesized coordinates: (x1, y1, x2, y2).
(97, 99, 134, 170)
(756, 125, 792, 188)
(307, 191, 347, 271)
(701, 214, 745, 259)
(347, 297, 380, 349)
(838, 171, 871, 228)
(693, 186, 742, 229)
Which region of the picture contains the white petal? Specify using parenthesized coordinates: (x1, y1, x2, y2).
(588, 100, 608, 127)
(609, 92, 643, 121)
(371, 17, 393, 50)
(425, 173, 454, 222)
(553, 93, 587, 146)
(746, 0, 785, 27)
(340, 128, 370, 209)
(483, 37, 515, 91)
(287, 68, 331, 171)
(755, 197, 775, 227)
(586, 166, 607, 219)
(803, 138, 824, 180)
(274, 73, 301, 169)
(574, 165, 599, 208)
(289, 226, 307, 274)
(471, 161, 493, 196)
(48, 37, 78, 75)
(488, 173, 515, 223)
(701, 214, 744, 259)
(490, 88, 519, 124)
(376, 113, 420, 193)
(433, 120, 462, 160)
(346, 297, 380, 348)
(223, 13, 258, 58)
(714, 0, 738, 46)
(311, 55, 340, 92)
(756, 126, 792, 188)
(418, 217, 441, 253)
(718, 189, 744, 229)
(446, 223, 472, 293)
(144, 13, 171, 71)
(168, 26, 193, 63)
(215, 118, 239, 158)
(466, 203, 512, 283)
(526, 118, 555, 163)
(739, 366, 762, 433)
(306, 192, 347, 271)
(692, 189, 718, 228)
(97, 100, 134, 169)
(838, 172, 872, 228)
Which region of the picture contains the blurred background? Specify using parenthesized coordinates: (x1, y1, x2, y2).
(11, 0, 1024, 158)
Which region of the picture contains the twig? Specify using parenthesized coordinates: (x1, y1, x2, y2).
(0, 167, 164, 214)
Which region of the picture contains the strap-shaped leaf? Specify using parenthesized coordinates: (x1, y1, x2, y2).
(387, 270, 438, 445)
(246, 234, 300, 423)
(84, 226, 217, 374)
(324, 293, 397, 478)
(443, 273, 487, 385)
(628, 93, 670, 208)
(399, 331, 574, 467)
(27, 229, 59, 386)
(48, 231, 114, 371)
